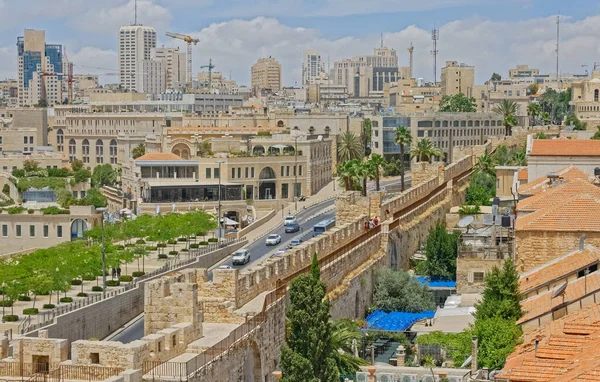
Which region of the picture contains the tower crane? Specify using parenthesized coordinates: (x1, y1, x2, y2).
(200, 59, 215, 90)
(39, 71, 73, 104)
(165, 31, 199, 87)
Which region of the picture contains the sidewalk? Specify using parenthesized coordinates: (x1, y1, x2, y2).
(243, 180, 341, 244)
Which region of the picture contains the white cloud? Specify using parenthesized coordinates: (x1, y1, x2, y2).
(0, 45, 15, 80)
(70, 47, 118, 82)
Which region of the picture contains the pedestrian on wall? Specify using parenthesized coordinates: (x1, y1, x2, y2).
(116, 267, 121, 278)
(111, 268, 116, 279)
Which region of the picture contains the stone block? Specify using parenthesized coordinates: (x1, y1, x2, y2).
(120, 369, 142, 382)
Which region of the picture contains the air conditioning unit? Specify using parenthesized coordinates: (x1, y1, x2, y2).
(375, 373, 395, 382)
(447, 376, 464, 382)
(422, 376, 440, 382)
(399, 375, 418, 382)
(356, 372, 369, 382)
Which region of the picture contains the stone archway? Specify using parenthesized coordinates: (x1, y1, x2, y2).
(71, 219, 88, 240)
(242, 340, 262, 382)
(171, 143, 191, 159)
(259, 167, 276, 200)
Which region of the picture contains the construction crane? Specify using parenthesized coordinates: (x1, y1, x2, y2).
(165, 31, 199, 87)
(39, 71, 73, 104)
(200, 59, 215, 90)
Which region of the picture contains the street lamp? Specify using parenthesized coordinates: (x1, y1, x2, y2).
(1, 282, 5, 318)
(216, 160, 225, 244)
(96, 207, 108, 299)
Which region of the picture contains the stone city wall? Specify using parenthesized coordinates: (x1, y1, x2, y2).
(411, 162, 445, 186)
(12, 337, 68, 370)
(336, 191, 382, 225)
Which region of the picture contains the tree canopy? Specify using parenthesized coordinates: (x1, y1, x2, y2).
(419, 222, 460, 280)
(539, 88, 571, 123)
(372, 269, 436, 313)
(92, 164, 118, 188)
(439, 93, 477, 112)
(337, 132, 363, 163)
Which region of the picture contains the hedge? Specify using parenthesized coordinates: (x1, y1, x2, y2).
(83, 275, 97, 281)
(207, 238, 218, 243)
(106, 280, 120, 287)
(199, 241, 208, 246)
(27, 209, 35, 214)
(181, 248, 189, 252)
(167, 240, 177, 245)
(157, 243, 167, 248)
(178, 237, 187, 242)
(2, 315, 18, 322)
(119, 275, 133, 282)
(91, 286, 103, 292)
(42, 304, 55, 309)
(125, 243, 135, 248)
(190, 244, 199, 249)
(77, 292, 88, 297)
(196, 231, 206, 237)
(136, 239, 146, 244)
(17, 295, 31, 301)
(132, 271, 145, 277)
(115, 245, 125, 250)
(23, 308, 39, 315)
(146, 246, 158, 251)
(60, 297, 73, 303)
(158, 254, 168, 259)
(0, 300, 13, 307)
(168, 251, 178, 255)
(71, 279, 82, 286)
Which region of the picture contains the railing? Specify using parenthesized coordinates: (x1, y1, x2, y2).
(0, 361, 35, 377)
(59, 365, 124, 381)
(21, 238, 245, 334)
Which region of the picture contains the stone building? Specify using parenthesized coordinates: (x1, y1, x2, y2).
(571, 71, 600, 125)
(440, 61, 475, 97)
(526, 138, 600, 182)
(251, 57, 281, 94)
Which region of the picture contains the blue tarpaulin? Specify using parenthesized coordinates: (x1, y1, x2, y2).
(365, 310, 435, 331)
(415, 277, 457, 289)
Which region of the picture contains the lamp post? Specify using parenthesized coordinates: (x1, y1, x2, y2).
(216, 160, 224, 244)
(1, 282, 5, 318)
(96, 207, 108, 299)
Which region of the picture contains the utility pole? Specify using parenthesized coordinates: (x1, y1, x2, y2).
(431, 29, 439, 84)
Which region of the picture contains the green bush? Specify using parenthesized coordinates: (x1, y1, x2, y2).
(167, 239, 177, 245)
(199, 241, 208, 246)
(27, 209, 35, 214)
(119, 275, 133, 282)
(157, 243, 167, 248)
(158, 254, 168, 259)
(115, 245, 125, 250)
(59, 297, 73, 303)
(125, 243, 135, 248)
(47, 168, 71, 178)
(207, 238, 218, 243)
(146, 246, 158, 251)
(196, 231, 206, 237)
(106, 280, 120, 287)
(42, 304, 55, 309)
(17, 295, 31, 301)
(132, 271, 145, 277)
(91, 286, 103, 292)
(190, 244, 199, 249)
(83, 275, 97, 281)
(458, 204, 481, 215)
(23, 308, 39, 315)
(42, 206, 70, 215)
(12, 169, 25, 178)
(0, 300, 13, 307)
(181, 248, 189, 252)
(2, 315, 18, 322)
(77, 292, 88, 297)
(178, 237, 187, 242)
(136, 239, 146, 244)
(8, 206, 26, 215)
(168, 250, 178, 255)
(71, 279, 82, 286)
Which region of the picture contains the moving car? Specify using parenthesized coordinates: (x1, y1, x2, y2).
(231, 249, 251, 265)
(285, 222, 300, 233)
(284, 216, 297, 226)
(288, 239, 303, 249)
(265, 234, 282, 246)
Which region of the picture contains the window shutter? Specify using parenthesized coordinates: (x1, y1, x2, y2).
(468, 272, 474, 283)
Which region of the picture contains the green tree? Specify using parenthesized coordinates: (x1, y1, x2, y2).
(466, 172, 495, 206)
(337, 132, 363, 163)
(92, 164, 117, 188)
(362, 119, 372, 157)
(421, 223, 460, 280)
(367, 154, 386, 191)
(394, 126, 413, 191)
(474, 258, 522, 321)
(526, 83, 539, 96)
(410, 138, 443, 163)
(132, 143, 146, 159)
(490, 73, 502, 82)
(564, 114, 587, 131)
(493, 100, 518, 136)
(539, 88, 571, 123)
(196, 141, 211, 157)
(472, 316, 522, 370)
(526, 102, 541, 126)
(475, 153, 496, 176)
(353, 159, 370, 197)
(330, 321, 369, 374)
(540, 111, 552, 125)
(280, 254, 338, 382)
(591, 126, 600, 140)
(23, 159, 40, 172)
(336, 161, 355, 191)
(74, 169, 92, 183)
(439, 93, 477, 112)
(372, 269, 436, 313)
(71, 159, 84, 172)
(36, 99, 48, 108)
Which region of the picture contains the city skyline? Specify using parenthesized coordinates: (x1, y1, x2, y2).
(0, 0, 597, 86)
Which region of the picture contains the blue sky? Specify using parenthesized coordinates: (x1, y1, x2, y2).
(0, 0, 599, 85)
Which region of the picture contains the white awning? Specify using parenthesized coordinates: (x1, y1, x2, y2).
(220, 217, 239, 226)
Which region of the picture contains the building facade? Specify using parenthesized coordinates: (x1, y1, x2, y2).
(440, 61, 475, 97)
(118, 25, 157, 92)
(509, 64, 540, 79)
(142, 59, 166, 96)
(251, 57, 282, 94)
(151, 47, 186, 91)
(302, 50, 326, 86)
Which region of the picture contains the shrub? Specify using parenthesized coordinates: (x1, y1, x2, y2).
(115, 245, 125, 250)
(60, 297, 73, 303)
(3, 315, 18, 322)
(167, 239, 177, 245)
(458, 204, 481, 215)
(132, 271, 145, 277)
(158, 254, 168, 259)
(372, 269, 436, 313)
(42, 206, 70, 215)
(106, 280, 120, 287)
(83, 275, 97, 281)
(77, 292, 88, 297)
(23, 308, 39, 315)
(196, 231, 206, 237)
(146, 246, 158, 251)
(119, 275, 133, 282)
(17, 295, 31, 301)
(181, 248, 189, 252)
(8, 206, 26, 215)
(12, 169, 25, 178)
(0, 300, 13, 307)
(91, 286, 103, 292)
(27, 209, 35, 214)
(34, 290, 50, 295)
(42, 304, 55, 309)
(168, 250, 178, 255)
(157, 243, 167, 248)
(125, 243, 135, 248)
(199, 241, 208, 246)
(207, 238, 218, 243)
(190, 244, 199, 249)
(178, 237, 187, 242)
(71, 279, 82, 286)
(136, 239, 146, 244)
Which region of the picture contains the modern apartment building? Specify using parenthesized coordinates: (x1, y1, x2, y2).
(118, 25, 157, 91)
(440, 61, 475, 97)
(142, 59, 166, 95)
(251, 57, 282, 94)
(151, 47, 186, 90)
(302, 50, 326, 86)
(17, 29, 64, 106)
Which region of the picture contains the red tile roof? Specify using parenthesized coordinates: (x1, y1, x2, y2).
(530, 139, 600, 156)
(515, 193, 600, 232)
(517, 178, 600, 212)
(135, 153, 183, 161)
(518, 166, 591, 196)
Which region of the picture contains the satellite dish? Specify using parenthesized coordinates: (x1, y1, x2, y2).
(458, 215, 474, 228)
(551, 282, 568, 299)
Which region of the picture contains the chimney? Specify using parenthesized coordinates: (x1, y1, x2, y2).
(534, 339, 539, 357)
(471, 336, 478, 375)
(580, 236, 586, 251)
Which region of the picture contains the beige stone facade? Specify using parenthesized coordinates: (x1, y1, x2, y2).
(571, 72, 600, 125)
(440, 61, 475, 97)
(251, 57, 281, 93)
(509, 64, 540, 79)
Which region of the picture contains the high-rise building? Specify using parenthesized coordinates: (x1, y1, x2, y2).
(302, 50, 326, 86)
(142, 60, 166, 96)
(118, 25, 157, 92)
(151, 47, 186, 91)
(17, 29, 64, 106)
(440, 61, 475, 97)
(251, 57, 282, 94)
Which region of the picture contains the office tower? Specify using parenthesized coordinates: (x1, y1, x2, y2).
(251, 57, 282, 94)
(118, 25, 157, 91)
(302, 50, 326, 86)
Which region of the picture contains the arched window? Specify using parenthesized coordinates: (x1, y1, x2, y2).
(277, 120, 284, 128)
(595, 89, 599, 102)
(96, 139, 104, 164)
(56, 129, 64, 151)
(109, 139, 118, 164)
(68, 139, 76, 162)
(82, 139, 90, 163)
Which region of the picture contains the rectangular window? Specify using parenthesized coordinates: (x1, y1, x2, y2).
(24, 136, 27, 144)
(57, 225, 63, 238)
(473, 272, 485, 283)
(73, 191, 78, 198)
(16, 225, 21, 237)
(1, 225, 6, 237)
(295, 183, 302, 197)
(43, 225, 49, 238)
(293, 166, 296, 176)
(206, 168, 211, 179)
(299, 166, 303, 176)
(231, 168, 235, 179)
(214, 168, 220, 178)
(286, 166, 290, 177)
(251, 167, 255, 178)
(237, 168, 241, 179)
(29, 136, 34, 144)
(29, 225, 35, 237)
(245, 167, 249, 178)
(281, 166, 284, 177)
(281, 183, 289, 199)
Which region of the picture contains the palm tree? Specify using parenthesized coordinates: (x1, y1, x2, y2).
(353, 160, 370, 197)
(330, 321, 369, 374)
(336, 161, 354, 191)
(527, 103, 541, 127)
(540, 111, 552, 126)
(337, 132, 363, 163)
(510, 149, 527, 166)
(368, 154, 386, 191)
(410, 138, 443, 163)
(362, 119, 372, 157)
(131, 143, 146, 159)
(475, 153, 496, 176)
(423, 355, 437, 382)
(394, 126, 413, 191)
(493, 100, 518, 136)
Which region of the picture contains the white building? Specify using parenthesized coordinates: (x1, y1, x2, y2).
(302, 50, 326, 86)
(151, 47, 186, 91)
(118, 25, 157, 92)
(142, 60, 166, 96)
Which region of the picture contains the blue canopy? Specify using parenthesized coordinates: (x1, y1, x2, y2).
(415, 277, 457, 289)
(365, 310, 435, 331)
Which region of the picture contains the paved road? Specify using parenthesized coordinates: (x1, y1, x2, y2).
(109, 199, 336, 343)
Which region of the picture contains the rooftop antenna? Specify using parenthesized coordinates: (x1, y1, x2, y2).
(381, 33, 384, 48)
(134, 0, 138, 26)
(431, 29, 439, 84)
(556, 15, 560, 81)
(408, 42, 414, 78)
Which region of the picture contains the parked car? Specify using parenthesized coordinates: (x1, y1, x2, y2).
(231, 249, 251, 265)
(284, 216, 297, 226)
(265, 234, 282, 246)
(285, 223, 300, 233)
(288, 239, 303, 249)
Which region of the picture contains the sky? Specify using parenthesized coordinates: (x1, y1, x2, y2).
(1, 0, 600, 86)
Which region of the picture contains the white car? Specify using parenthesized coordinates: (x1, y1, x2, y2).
(284, 216, 297, 226)
(265, 234, 282, 246)
(218, 264, 232, 269)
(231, 249, 251, 265)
